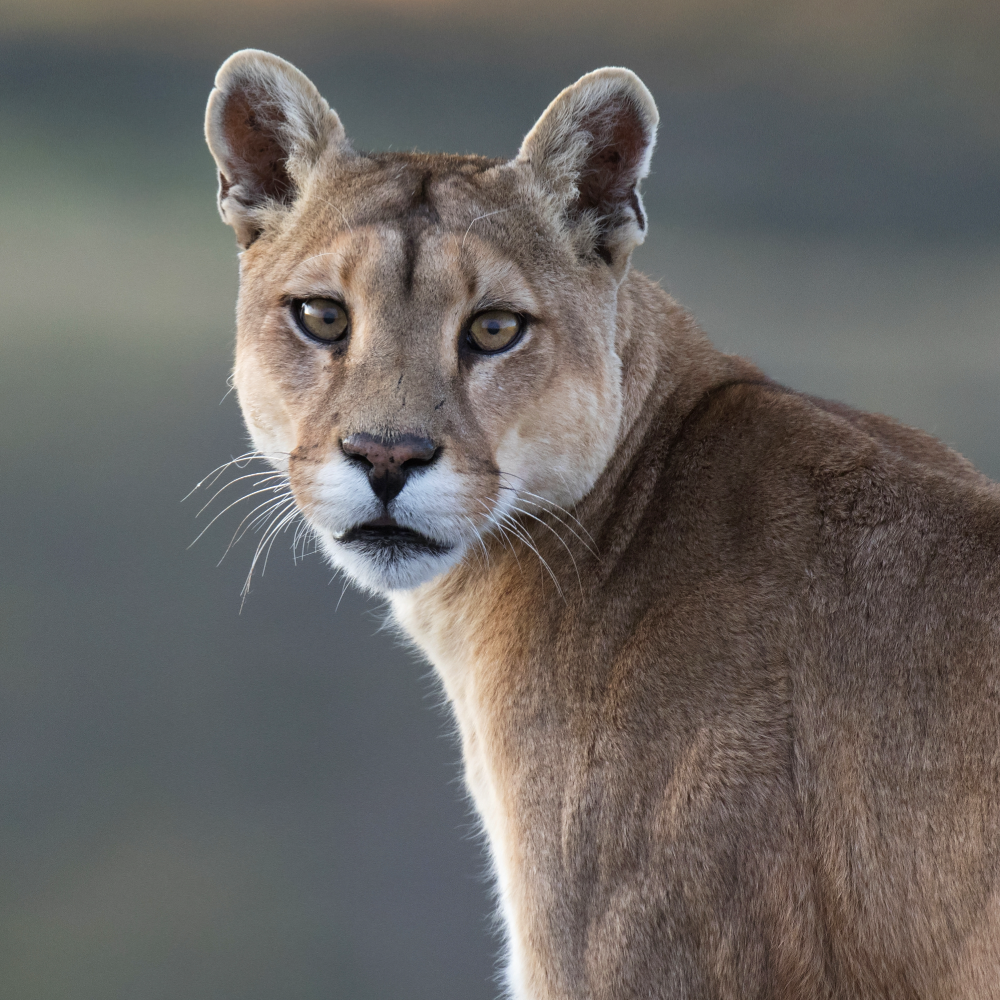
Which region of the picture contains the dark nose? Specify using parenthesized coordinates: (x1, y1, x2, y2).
(341, 432, 439, 505)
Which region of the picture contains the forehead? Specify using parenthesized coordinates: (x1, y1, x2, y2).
(279, 152, 552, 300)
(328, 152, 510, 226)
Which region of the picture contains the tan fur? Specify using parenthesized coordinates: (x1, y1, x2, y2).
(205, 50, 1000, 998)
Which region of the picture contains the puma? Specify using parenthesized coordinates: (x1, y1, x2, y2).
(204, 49, 1000, 998)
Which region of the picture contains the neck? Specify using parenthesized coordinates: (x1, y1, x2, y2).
(388, 269, 759, 996)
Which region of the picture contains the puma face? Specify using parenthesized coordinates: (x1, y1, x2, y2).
(205, 50, 657, 592)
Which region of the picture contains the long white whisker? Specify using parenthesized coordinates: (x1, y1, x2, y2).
(463, 514, 491, 570)
(196, 471, 287, 517)
(259, 507, 300, 578)
(243, 493, 295, 534)
(240, 504, 299, 607)
(292, 517, 315, 564)
(511, 504, 582, 588)
(477, 497, 524, 576)
(498, 511, 564, 599)
(334, 575, 351, 612)
(190, 451, 321, 601)
(494, 523, 524, 577)
(225, 493, 294, 554)
(181, 451, 263, 501)
(188, 483, 291, 549)
(505, 493, 598, 558)
(218, 495, 295, 566)
(495, 473, 598, 551)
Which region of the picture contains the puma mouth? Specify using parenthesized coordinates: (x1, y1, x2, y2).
(337, 520, 451, 555)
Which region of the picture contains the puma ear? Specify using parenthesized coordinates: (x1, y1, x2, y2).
(517, 68, 658, 272)
(205, 49, 348, 247)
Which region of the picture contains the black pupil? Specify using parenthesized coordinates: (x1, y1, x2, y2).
(322, 308, 339, 324)
(485, 320, 505, 336)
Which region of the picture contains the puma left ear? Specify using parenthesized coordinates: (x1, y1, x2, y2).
(205, 49, 348, 247)
(517, 68, 658, 273)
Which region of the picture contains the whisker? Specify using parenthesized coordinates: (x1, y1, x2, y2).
(334, 575, 351, 612)
(510, 503, 582, 588)
(221, 493, 295, 562)
(240, 503, 299, 607)
(477, 497, 525, 577)
(219, 375, 237, 406)
(463, 514, 492, 570)
(188, 483, 291, 549)
(292, 517, 316, 564)
(497, 511, 564, 599)
(196, 470, 287, 517)
(500, 490, 598, 558)
(190, 449, 320, 602)
(495, 474, 598, 551)
(516, 498, 597, 560)
(462, 208, 507, 249)
(259, 507, 301, 578)
(181, 451, 263, 501)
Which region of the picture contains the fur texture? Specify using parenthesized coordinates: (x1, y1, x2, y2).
(205, 50, 1000, 998)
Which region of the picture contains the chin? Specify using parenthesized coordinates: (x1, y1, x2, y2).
(318, 526, 467, 594)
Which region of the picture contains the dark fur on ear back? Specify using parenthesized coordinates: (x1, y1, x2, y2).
(517, 68, 658, 273)
(205, 50, 348, 247)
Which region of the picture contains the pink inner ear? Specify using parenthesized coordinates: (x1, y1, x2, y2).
(573, 94, 650, 224)
(220, 85, 295, 205)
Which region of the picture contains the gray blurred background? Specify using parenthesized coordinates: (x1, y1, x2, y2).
(1, 1, 997, 997)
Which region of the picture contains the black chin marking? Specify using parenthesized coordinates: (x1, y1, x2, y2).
(338, 523, 450, 556)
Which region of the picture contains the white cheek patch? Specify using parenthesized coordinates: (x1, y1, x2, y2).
(242, 419, 294, 476)
(495, 376, 621, 512)
(306, 452, 383, 535)
(236, 356, 298, 474)
(390, 458, 484, 544)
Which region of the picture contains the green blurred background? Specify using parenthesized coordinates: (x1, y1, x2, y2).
(1, 1, 997, 997)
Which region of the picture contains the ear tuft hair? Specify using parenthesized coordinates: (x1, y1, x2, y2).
(517, 68, 658, 271)
(205, 50, 347, 247)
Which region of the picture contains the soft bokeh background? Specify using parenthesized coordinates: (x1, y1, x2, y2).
(1, 2, 997, 997)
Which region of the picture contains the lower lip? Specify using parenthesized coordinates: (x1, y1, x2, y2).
(337, 524, 451, 555)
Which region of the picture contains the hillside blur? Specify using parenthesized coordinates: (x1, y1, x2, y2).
(1, 2, 997, 998)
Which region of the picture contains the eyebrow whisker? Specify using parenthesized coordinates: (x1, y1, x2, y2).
(462, 209, 507, 249)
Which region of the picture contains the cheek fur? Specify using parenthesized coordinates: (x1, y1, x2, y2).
(234, 354, 299, 469)
(495, 356, 623, 509)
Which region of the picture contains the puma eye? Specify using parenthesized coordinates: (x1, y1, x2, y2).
(295, 298, 349, 343)
(467, 310, 523, 353)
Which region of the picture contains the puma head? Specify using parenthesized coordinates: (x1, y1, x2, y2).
(205, 49, 658, 592)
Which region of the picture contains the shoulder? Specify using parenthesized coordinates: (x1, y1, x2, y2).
(677, 376, 990, 491)
(651, 375, 1000, 569)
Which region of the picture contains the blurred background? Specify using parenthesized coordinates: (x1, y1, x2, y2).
(1, 1, 997, 997)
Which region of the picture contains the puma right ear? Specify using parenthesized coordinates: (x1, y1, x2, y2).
(517, 68, 658, 273)
(205, 49, 348, 247)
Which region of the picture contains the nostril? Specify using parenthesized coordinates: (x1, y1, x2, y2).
(341, 435, 377, 469)
(400, 446, 439, 471)
(341, 433, 439, 493)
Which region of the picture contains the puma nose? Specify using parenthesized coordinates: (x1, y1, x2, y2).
(341, 432, 439, 505)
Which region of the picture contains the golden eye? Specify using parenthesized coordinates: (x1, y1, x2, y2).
(297, 298, 349, 343)
(467, 310, 522, 353)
